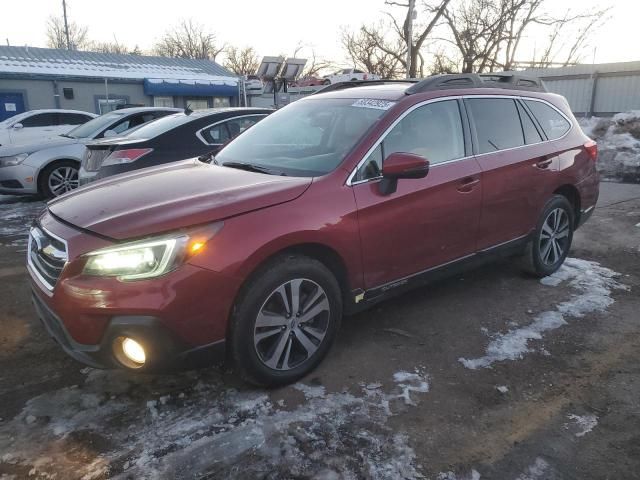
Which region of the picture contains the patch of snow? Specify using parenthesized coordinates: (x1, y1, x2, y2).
(293, 383, 326, 399)
(0, 369, 431, 479)
(438, 470, 481, 480)
(565, 413, 598, 437)
(496, 385, 509, 394)
(515, 458, 550, 480)
(459, 258, 627, 369)
(0, 197, 45, 247)
(579, 111, 640, 181)
(393, 371, 430, 406)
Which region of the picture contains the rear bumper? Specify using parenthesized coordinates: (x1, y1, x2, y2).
(77, 166, 99, 186)
(32, 288, 226, 369)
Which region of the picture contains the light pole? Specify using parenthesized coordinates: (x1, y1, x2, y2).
(406, 0, 416, 79)
(62, 0, 71, 50)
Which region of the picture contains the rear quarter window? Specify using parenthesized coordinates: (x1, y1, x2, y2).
(524, 100, 571, 140)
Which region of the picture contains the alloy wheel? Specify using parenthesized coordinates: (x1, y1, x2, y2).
(539, 208, 570, 266)
(48, 166, 79, 196)
(253, 278, 330, 371)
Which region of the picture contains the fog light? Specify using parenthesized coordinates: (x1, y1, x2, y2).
(122, 338, 145, 364)
(114, 336, 146, 368)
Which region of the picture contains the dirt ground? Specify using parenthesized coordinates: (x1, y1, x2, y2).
(0, 182, 638, 480)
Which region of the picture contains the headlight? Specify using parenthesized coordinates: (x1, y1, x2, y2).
(82, 223, 222, 280)
(0, 153, 29, 167)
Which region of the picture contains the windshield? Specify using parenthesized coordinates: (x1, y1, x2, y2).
(65, 112, 125, 139)
(215, 98, 389, 176)
(123, 113, 192, 140)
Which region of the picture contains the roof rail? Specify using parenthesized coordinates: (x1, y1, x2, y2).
(312, 79, 419, 95)
(405, 72, 546, 95)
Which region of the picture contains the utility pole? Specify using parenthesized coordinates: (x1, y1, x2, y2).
(406, 0, 416, 79)
(62, 0, 71, 50)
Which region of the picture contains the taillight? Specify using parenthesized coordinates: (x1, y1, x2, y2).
(584, 140, 597, 162)
(102, 148, 153, 167)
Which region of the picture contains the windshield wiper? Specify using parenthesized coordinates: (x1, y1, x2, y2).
(222, 161, 284, 176)
(59, 133, 75, 138)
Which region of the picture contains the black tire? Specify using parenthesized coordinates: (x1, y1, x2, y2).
(350, 78, 358, 81)
(521, 195, 575, 277)
(229, 254, 342, 387)
(38, 160, 79, 199)
(322, 79, 331, 85)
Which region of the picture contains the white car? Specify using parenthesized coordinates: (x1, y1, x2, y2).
(322, 69, 381, 85)
(244, 75, 264, 94)
(0, 107, 179, 198)
(0, 109, 96, 148)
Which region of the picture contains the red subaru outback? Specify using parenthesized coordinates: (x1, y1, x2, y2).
(28, 74, 599, 386)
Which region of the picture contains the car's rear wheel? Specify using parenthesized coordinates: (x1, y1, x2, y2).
(39, 160, 79, 198)
(521, 195, 574, 277)
(229, 254, 342, 386)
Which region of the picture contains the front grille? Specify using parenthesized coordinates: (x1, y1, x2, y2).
(28, 226, 68, 290)
(83, 148, 110, 172)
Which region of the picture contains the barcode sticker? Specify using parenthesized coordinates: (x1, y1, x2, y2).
(351, 99, 395, 110)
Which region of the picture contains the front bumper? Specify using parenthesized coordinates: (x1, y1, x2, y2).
(0, 163, 39, 194)
(28, 213, 241, 370)
(32, 287, 227, 370)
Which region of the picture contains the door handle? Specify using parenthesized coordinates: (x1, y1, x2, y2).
(535, 157, 553, 169)
(457, 177, 480, 193)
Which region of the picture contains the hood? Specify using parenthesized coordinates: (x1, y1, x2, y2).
(48, 159, 312, 240)
(0, 136, 78, 155)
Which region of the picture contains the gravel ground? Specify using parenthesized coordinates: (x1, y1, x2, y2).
(0, 182, 638, 480)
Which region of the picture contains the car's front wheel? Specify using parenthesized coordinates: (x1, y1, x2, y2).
(229, 254, 342, 386)
(39, 160, 79, 198)
(521, 195, 575, 277)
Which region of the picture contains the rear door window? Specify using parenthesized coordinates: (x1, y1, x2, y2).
(524, 100, 571, 140)
(466, 98, 525, 154)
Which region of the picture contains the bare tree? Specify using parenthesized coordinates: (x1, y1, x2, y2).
(45, 15, 90, 50)
(442, 0, 610, 73)
(301, 50, 335, 78)
(442, 0, 515, 73)
(341, 1, 450, 78)
(341, 23, 405, 78)
(223, 46, 260, 75)
(290, 42, 335, 78)
(533, 9, 609, 68)
(384, 0, 452, 77)
(153, 20, 224, 61)
(90, 37, 131, 55)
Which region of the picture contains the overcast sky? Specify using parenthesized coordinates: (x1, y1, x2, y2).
(1, 0, 637, 67)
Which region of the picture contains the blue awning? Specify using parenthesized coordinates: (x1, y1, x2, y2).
(144, 78, 239, 97)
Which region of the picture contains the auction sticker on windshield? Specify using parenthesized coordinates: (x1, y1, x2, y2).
(351, 99, 396, 110)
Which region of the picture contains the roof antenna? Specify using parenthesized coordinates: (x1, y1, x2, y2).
(185, 103, 193, 116)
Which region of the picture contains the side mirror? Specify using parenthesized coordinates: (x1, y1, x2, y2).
(12, 123, 23, 130)
(379, 152, 430, 195)
(103, 129, 117, 138)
